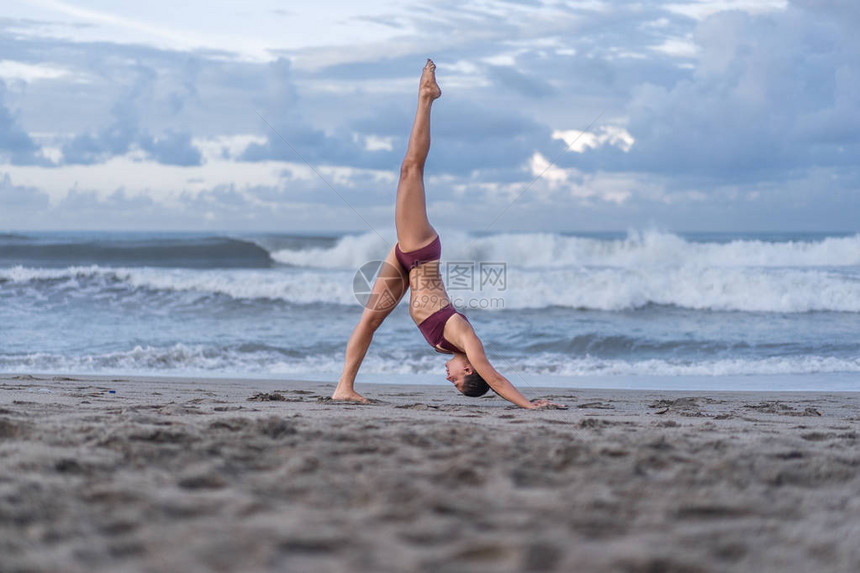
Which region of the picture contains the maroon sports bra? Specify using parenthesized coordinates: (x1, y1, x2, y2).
(418, 304, 468, 353)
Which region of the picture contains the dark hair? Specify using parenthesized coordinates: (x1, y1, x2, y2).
(460, 371, 490, 397)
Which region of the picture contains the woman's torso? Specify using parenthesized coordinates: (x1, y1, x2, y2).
(407, 260, 452, 325)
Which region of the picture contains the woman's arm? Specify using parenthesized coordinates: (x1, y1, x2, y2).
(462, 333, 544, 409)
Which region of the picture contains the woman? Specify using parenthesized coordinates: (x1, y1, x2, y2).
(332, 60, 564, 410)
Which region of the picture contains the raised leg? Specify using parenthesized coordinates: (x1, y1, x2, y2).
(395, 59, 442, 252)
(332, 246, 409, 402)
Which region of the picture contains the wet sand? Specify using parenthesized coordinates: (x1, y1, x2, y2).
(1, 373, 858, 572)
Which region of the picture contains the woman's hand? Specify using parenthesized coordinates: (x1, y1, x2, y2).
(530, 399, 567, 410)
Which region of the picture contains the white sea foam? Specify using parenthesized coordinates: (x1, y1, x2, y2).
(3, 344, 859, 378)
(0, 265, 360, 306)
(271, 233, 391, 268)
(272, 229, 860, 269)
(2, 258, 859, 312)
(0, 344, 438, 378)
(502, 266, 860, 312)
(517, 354, 860, 377)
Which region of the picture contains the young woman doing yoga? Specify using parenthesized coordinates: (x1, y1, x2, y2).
(331, 60, 564, 410)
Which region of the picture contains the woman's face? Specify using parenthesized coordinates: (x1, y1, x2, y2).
(445, 353, 472, 393)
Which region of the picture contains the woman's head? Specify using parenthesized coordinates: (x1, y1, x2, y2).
(445, 354, 490, 397)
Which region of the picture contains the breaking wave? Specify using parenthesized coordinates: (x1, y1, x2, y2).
(2, 261, 858, 312)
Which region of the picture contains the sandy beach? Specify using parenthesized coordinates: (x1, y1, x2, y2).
(0, 373, 858, 573)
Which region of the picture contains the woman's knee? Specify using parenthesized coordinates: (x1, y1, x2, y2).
(399, 158, 424, 180)
(361, 311, 387, 333)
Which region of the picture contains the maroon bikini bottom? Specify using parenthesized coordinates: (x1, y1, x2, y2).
(395, 235, 441, 272)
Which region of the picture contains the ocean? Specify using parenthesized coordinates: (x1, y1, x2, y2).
(1, 229, 858, 391)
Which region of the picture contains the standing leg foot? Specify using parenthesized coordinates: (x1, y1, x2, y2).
(331, 388, 371, 403)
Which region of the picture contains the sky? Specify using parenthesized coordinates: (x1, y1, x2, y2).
(0, 0, 857, 233)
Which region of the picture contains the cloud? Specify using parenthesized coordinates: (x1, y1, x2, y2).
(0, 2, 856, 232)
(0, 172, 50, 208)
(573, 1, 860, 183)
(0, 81, 49, 165)
(60, 64, 203, 166)
(0, 60, 70, 82)
(239, 58, 395, 168)
(348, 97, 556, 179)
(484, 64, 556, 98)
(139, 131, 202, 166)
(553, 126, 635, 153)
(9, 179, 388, 233)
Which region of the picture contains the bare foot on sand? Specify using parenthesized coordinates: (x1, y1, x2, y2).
(420, 59, 441, 100)
(331, 388, 370, 404)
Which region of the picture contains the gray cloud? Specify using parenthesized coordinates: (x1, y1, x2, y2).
(138, 131, 202, 166)
(0, 2, 857, 232)
(0, 81, 49, 165)
(60, 65, 203, 166)
(572, 1, 860, 184)
(348, 97, 557, 178)
(0, 24, 205, 166)
(485, 65, 556, 98)
(239, 60, 405, 170)
(0, 173, 50, 208)
(2, 163, 856, 234)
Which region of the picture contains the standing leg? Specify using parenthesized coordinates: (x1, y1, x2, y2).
(395, 59, 442, 252)
(332, 246, 409, 402)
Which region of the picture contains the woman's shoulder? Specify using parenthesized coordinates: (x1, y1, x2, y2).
(444, 311, 476, 342)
